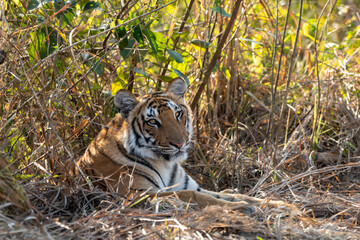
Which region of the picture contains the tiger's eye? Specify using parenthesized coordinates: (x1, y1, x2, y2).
(175, 111, 182, 118)
(148, 119, 157, 125)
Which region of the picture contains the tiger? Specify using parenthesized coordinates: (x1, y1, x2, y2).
(74, 78, 278, 207)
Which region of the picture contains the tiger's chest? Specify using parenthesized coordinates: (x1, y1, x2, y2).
(143, 160, 184, 190)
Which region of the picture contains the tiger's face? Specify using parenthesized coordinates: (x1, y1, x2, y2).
(115, 78, 192, 162)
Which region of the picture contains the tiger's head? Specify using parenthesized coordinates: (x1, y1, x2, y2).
(114, 78, 192, 162)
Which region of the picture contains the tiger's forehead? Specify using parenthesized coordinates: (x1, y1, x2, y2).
(141, 95, 181, 117)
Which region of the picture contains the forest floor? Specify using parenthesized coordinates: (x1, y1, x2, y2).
(1, 171, 360, 239)
(2, 122, 360, 239)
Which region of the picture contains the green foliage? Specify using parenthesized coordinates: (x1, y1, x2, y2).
(210, 6, 231, 17)
(29, 26, 58, 60)
(166, 49, 183, 63)
(83, 1, 102, 11)
(27, 0, 53, 11)
(191, 39, 211, 48)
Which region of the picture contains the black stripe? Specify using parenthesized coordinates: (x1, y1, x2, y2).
(149, 108, 155, 116)
(129, 187, 147, 191)
(94, 142, 116, 163)
(116, 141, 166, 187)
(197, 187, 201, 192)
(144, 136, 150, 143)
(158, 98, 169, 103)
(95, 144, 160, 189)
(136, 118, 143, 135)
(141, 115, 146, 124)
(87, 148, 93, 159)
(131, 118, 144, 148)
(158, 103, 169, 108)
(168, 164, 178, 187)
(94, 141, 159, 188)
(163, 154, 170, 161)
(90, 168, 96, 177)
(183, 174, 189, 190)
(151, 92, 162, 96)
(84, 148, 108, 189)
(133, 169, 160, 189)
(144, 95, 157, 104)
(148, 100, 156, 108)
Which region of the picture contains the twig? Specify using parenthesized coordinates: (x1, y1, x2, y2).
(312, 0, 337, 146)
(158, 0, 195, 85)
(272, 0, 304, 165)
(190, 0, 243, 110)
(265, 0, 279, 146)
(102, 0, 137, 50)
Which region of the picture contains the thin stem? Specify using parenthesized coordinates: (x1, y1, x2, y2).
(272, 0, 304, 166)
(267, 0, 291, 149)
(265, 0, 279, 149)
(190, 0, 243, 110)
(312, 0, 337, 148)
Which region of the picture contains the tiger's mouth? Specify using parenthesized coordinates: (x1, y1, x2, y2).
(151, 147, 186, 154)
(151, 144, 189, 157)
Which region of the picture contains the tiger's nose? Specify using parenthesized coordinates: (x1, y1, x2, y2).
(170, 140, 185, 149)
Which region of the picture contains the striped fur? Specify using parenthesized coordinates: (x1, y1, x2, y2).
(76, 78, 265, 205)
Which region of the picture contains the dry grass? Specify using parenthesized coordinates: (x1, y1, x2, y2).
(1, 181, 359, 239)
(1, 0, 360, 239)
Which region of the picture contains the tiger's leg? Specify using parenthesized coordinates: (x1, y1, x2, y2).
(156, 166, 283, 207)
(153, 167, 258, 207)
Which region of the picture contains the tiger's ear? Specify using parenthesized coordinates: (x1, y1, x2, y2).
(114, 90, 138, 119)
(166, 77, 187, 99)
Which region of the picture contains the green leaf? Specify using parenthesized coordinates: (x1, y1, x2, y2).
(172, 68, 189, 85)
(157, 75, 174, 82)
(27, 0, 52, 12)
(56, 59, 66, 74)
(144, 30, 158, 54)
(83, 1, 102, 11)
(114, 26, 126, 39)
(133, 25, 144, 44)
(0, 113, 16, 134)
(54, 0, 76, 25)
(166, 49, 183, 63)
(84, 56, 104, 75)
(210, 6, 231, 17)
(29, 27, 58, 60)
(91, 61, 103, 75)
(191, 39, 211, 48)
(212, 63, 219, 73)
(112, 67, 128, 95)
(115, 26, 128, 50)
(120, 39, 136, 60)
(133, 68, 149, 77)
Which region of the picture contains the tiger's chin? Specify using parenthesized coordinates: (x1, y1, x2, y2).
(129, 145, 188, 163)
(157, 152, 188, 162)
(163, 150, 188, 162)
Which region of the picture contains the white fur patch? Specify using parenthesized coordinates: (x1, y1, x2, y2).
(145, 107, 159, 118)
